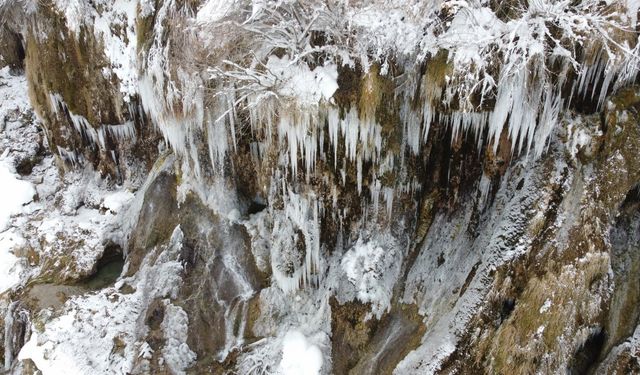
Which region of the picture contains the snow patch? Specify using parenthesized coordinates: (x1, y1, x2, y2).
(102, 190, 135, 214)
(196, 0, 236, 24)
(265, 55, 338, 105)
(0, 158, 34, 231)
(279, 330, 323, 375)
(0, 229, 25, 294)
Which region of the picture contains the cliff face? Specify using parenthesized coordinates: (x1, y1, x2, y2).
(0, 0, 639, 374)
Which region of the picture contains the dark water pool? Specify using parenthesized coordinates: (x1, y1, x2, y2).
(82, 258, 125, 290)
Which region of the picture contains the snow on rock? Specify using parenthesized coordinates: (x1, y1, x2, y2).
(0, 229, 25, 294)
(265, 55, 338, 105)
(0, 158, 34, 231)
(30, 172, 129, 281)
(397, 145, 572, 373)
(161, 302, 197, 375)
(91, 0, 139, 100)
(46, 1, 138, 100)
(0, 67, 30, 120)
(18, 226, 191, 375)
(279, 330, 324, 375)
(102, 190, 135, 214)
(566, 117, 598, 160)
(340, 237, 401, 319)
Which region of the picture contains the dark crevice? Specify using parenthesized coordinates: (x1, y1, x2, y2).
(499, 298, 516, 323)
(247, 197, 268, 215)
(179, 242, 197, 272)
(437, 252, 445, 267)
(459, 261, 481, 297)
(568, 326, 606, 375)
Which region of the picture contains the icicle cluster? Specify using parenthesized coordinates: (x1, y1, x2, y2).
(130, 0, 640, 296)
(49, 93, 136, 161)
(270, 189, 322, 293)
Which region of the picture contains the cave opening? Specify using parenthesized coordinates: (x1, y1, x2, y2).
(83, 243, 125, 290)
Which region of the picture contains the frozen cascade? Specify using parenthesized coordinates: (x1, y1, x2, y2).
(4, 302, 30, 371)
(46, 0, 639, 207)
(220, 299, 250, 361)
(133, 2, 639, 237)
(3, 303, 14, 371)
(215, 248, 256, 360)
(271, 190, 322, 294)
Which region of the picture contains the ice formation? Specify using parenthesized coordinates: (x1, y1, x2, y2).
(1, 0, 639, 374)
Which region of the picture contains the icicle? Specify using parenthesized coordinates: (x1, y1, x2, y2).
(4, 302, 15, 371)
(227, 93, 238, 152)
(478, 173, 492, 209)
(342, 108, 359, 162)
(422, 103, 434, 142)
(277, 108, 321, 178)
(370, 179, 381, 214)
(57, 146, 80, 165)
(356, 156, 363, 194)
(383, 187, 394, 218)
(327, 108, 340, 169)
(207, 102, 229, 172)
(400, 100, 421, 155)
(534, 89, 562, 157)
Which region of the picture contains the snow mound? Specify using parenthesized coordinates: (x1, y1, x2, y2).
(279, 330, 323, 375)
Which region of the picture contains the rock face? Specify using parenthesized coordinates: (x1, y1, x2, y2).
(0, 1, 639, 374)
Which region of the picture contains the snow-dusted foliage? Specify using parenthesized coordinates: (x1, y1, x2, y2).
(190, 0, 639, 165)
(131, 0, 640, 207)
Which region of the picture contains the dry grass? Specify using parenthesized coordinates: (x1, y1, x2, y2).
(485, 251, 610, 374)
